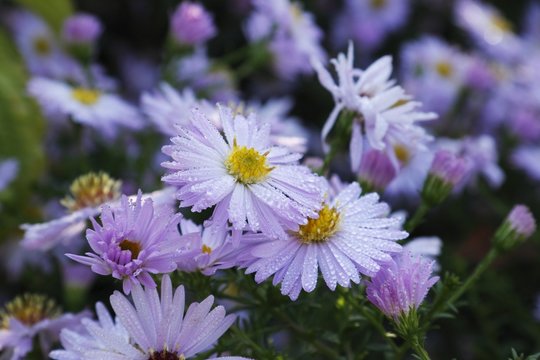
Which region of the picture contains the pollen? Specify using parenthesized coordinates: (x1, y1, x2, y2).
(72, 87, 101, 105)
(0, 294, 60, 329)
(202, 244, 212, 254)
(296, 205, 341, 244)
(225, 139, 273, 184)
(119, 239, 142, 260)
(435, 61, 453, 78)
(491, 14, 511, 33)
(33, 36, 51, 56)
(61, 171, 122, 212)
(370, 0, 387, 9)
(394, 144, 411, 165)
(148, 350, 185, 360)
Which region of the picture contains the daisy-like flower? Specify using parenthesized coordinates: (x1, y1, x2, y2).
(245, 0, 326, 80)
(312, 42, 436, 171)
(161, 105, 324, 240)
(243, 182, 407, 300)
(50, 275, 248, 359)
(366, 251, 439, 320)
(27, 77, 144, 138)
(0, 294, 87, 360)
(67, 191, 183, 294)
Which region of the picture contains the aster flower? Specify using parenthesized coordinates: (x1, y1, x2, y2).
(332, 0, 409, 50)
(50, 275, 248, 359)
(0, 294, 87, 360)
(366, 251, 439, 320)
(245, 0, 326, 80)
(511, 146, 540, 181)
(170, 1, 216, 45)
(357, 150, 397, 192)
(62, 13, 102, 44)
(243, 182, 407, 300)
(27, 77, 144, 138)
(0, 158, 19, 192)
(494, 205, 537, 251)
(312, 42, 436, 171)
(21, 172, 176, 251)
(67, 191, 183, 294)
(161, 105, 324, 240)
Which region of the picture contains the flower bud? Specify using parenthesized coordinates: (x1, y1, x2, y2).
(63, 13, 102, 44)
(422, 150, 469, 206)
(494, 205, 536, 251)
(358, 150, 396, 193)
(171, 2, 216, 45)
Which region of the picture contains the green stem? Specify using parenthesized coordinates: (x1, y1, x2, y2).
(319, 144, 338, 175)
(353, 303, 400, 353)
(411, 336, 431, 360)
(404, 202, 430, 233)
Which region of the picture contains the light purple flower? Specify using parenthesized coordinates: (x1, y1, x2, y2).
(27, 77, 144, 139)
(66, 191, 183, 294)
(0, 294, 88, 360)
(243, 182, 406, 300)
(507, 205, 536, 239)
(0, 159, 19, 192)
(50, 275, 248, 359)
(366, 251, 439, 320)
(511, 146, 540, 181)
(161, 105, 324, 240)
(312, 43, 436, 172)
(62, 13, 102, 44)
(358, 150, 397, 192)
(171, 1, 216, 45)
(429, 150, 470, 187)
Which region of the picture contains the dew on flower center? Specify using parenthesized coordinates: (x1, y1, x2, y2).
(148, 350, 185, 360)
(0, 294, 60, 329)
(370, 0, 387, 10)
(119, 239, 142, 260)
(61, 171, 122, 212)
(435, 61, 453, 78)
(225, 139, 273, 184)
(394, 144, 411, 165)
(296, 205, 341, 244)
(33, 36, 51, 56)
(72, 88, 102, 105)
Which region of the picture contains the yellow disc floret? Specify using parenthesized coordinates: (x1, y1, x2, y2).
(33, 36, 51, 56)
(72, 88, 101, 105)
(370, 0, 387, 9)
(435, 61, 453, 78)
(394, 144, 411, 165)
(296, 205, 341, 244)
(119, 239, 142, 260)
(61, 171, 122, 212)
(0, 294, 60, 329)
(225, 139, 273, 184)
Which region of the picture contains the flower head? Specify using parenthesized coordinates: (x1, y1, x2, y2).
(243, 182, 406, 300)
(358, 150, 397, 192)
(171, 1, 216, 45)
(161, 105, 324, 240)
(366, 251, 439, 320)
(62, 13, 102, 44)
(67, 191, 183, 293)
(494, 205, 537, 251)
(50, 275, 248, 359)
(0, 294, 87, 360)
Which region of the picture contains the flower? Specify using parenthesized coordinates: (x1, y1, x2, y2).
(494, 205, 536, 251)
(161, 105, 324, 240)
(50, 275, 248, 359)
(366, 251, 439, 320)
(0, 158, 19, 192)
(62, 13, 102, 44)
(244, 0, 326, 80)
(312, 42, 436, 171)
(357, 150, 397, 192)
(67, 191, 183, 294)
(171, 1, 216, 45)
(0, 294, 87, 360)
(27, 77, 144, 139)
(511, 146, 540, 181)
(243, 182, 406, 300)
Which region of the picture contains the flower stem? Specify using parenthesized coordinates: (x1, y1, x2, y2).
(411, 336, 431, 360)
(404, 202, 430, 233)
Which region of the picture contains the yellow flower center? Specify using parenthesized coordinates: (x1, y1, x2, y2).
(0, 294, 60, 329)
(148, 350, 185, 360)
(61, 172, 122, 212)
(296, 205, 341, 244)
(491, 14, 512, 33)
(202, 244, 212, 254)
(370, 0, 387, 9)
(435, 61, 453, 78)
(225, 140, 273, 184)
(72, 88, 101, 105)
(33, 36, 51, 56)
(119, 239, 141, 260)
(394, 144, 411, 165)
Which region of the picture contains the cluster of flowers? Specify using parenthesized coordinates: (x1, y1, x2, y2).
(0, 0, 538, 359)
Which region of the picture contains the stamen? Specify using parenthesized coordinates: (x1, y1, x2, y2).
(225, 139, 273, 184)
(296, 205, 341, 244)
(61, 172, 122, 212)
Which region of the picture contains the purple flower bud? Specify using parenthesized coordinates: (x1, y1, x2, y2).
(429, 150, 469, 186)
(358, 150, 396, 192)
(171, 2, 216, 45)
(366, 251, 439, 320)
(62, 13, 102, 44)
(507, 205, 536, 239)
